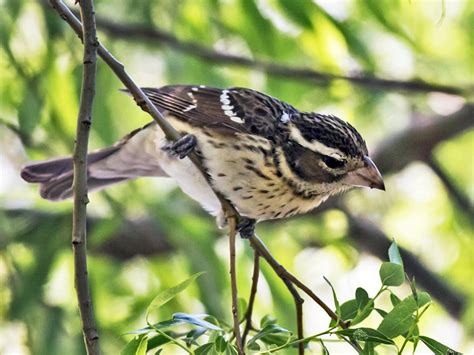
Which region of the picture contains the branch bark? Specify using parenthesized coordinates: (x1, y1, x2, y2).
(87, 15, 469, 96)
(342, 210, 466, 318)
(66, 0, 100, 353)
(373, 104, 474, 175)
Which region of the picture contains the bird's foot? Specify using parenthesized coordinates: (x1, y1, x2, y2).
(163, 134, 197, 159)
(237, 218, 256, 239)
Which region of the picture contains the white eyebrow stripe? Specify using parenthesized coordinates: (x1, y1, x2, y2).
(289, 125, 344, 159)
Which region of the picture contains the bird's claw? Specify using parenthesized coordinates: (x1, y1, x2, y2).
(237, 218, 256, 239)
(163, 134, 197, 159)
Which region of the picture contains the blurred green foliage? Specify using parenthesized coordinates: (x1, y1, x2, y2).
(0, 0, 472, 354)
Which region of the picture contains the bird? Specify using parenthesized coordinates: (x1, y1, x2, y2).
(21, 85, 384, 236)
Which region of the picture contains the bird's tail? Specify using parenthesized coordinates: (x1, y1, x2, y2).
(21, 122, 166, 201)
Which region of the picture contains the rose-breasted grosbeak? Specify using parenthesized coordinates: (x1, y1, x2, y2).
(21, 85, 384, 235)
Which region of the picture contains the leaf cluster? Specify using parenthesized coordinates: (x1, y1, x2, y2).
(123, 242, 460, 354)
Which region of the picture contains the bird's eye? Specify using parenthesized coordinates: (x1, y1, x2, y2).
(322, 156, 345, 169)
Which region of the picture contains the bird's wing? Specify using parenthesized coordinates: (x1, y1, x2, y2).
(141, 85, 297, 139)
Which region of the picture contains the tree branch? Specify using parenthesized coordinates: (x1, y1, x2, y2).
(66, 0, 100, 353)
(342, 209, 466, 318)
(373, 104, 474, 175)
(228, 217, 243, 354)
(242, 250, 259, 345)
(425, 155, 474, 220)
(88, 15, 469, 96)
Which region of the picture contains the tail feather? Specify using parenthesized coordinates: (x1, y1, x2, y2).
(21, 123, 167, 201)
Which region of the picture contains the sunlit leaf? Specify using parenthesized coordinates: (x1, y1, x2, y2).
(336, 327, 395, 345)
(121, 335, 148, 355)
(419, 336, 460, 355)
(388, 241, 403, 266)
(172, 313, 223, 331)
(379, 262, 404, 286)
(146, 272, 205, 319)
(377, 292, 431, 338)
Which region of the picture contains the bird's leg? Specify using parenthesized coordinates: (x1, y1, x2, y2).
(163, 134, 197, 159)
(237, 218, 256, 239)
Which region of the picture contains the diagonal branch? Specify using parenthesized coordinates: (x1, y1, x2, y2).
(88, 15, 469, 96)
(67, 0, 100, 353)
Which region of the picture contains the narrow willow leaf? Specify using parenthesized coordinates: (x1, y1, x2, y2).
(260, 314, 277, 328)
(121, 335, 148, 355)
(389, 293, 401, 306)
(146, 272, 205, 319)
(323, 277, 340, 315)
(388, 241, 403, 266)
(355, 288, 369, 309)
(195, 342, 214, 355)
(214, 335, 228, 352)
(419, 336, 460, 355)
(379, 262, 404, 286)
(320, 339, 329, 355)
(336, 328, 395, 345)
(172, 313, 222, 331)
(247, 324, 292, 349)
(377, 293, 431, 338)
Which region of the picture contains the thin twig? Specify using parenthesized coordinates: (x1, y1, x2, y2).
(248, 234, 342, 327)
(228, 216, 244, 354)
(68, 0, 100, 353)
(242, 250, 260, 345)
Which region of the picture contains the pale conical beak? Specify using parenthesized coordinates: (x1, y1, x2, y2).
(341, 156, 385, 190)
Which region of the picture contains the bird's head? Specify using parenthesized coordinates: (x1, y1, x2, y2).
(282, 112, 385, 195)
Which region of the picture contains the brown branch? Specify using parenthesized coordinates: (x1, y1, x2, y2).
(242, 251, 259, 345)
(87, 16, 471, 96)
(228, 217, 244, 354)
(65, 0, 100, 353)
(342, 209, 466, 318)
(373, 104, 474, 175)
(426, 155, 474, 220)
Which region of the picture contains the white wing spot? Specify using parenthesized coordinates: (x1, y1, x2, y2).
(224, 110, 235, 116)
(230, 116, 244, 123)
(191, 87, 199, 92)
(280, 113, 290, 123)
(187, 92, 197, 103)
(183, 104, 196, 112)
(222, 105, 234, 110)
(199, 85, 206, 88)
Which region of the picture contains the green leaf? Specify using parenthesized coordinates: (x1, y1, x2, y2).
(362, 341, 375, 355)
(377, 293, 431, 338)
(146, 334, 173, 351)
(320, 339, 329, 355)
(278, 0, 313, 29)
(379, 262, 404, 286)
(324, 277, 341, 315)
(129, 320, 182, 335)
(389, 293, 401, 306)
(336, 328, 395, 345)
(214, 335, 228, 352)
(172, 313, 222, 331)
(195, 342, 215, 355)
(121, 335, 148, 355)
(388, 241, 403, 266)
(247, 324, 292, 350)
(260, 314, 277, 328)
(146, 272, 205, 319)
(375, 308, 388, 318)
(419, 336, 460, 355)
(355, 288, 369, 309)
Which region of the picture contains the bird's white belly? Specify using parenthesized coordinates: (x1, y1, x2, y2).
(144, 119, 323, 221)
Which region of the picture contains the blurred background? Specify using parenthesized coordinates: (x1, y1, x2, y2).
(0, 0, 472, 354)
